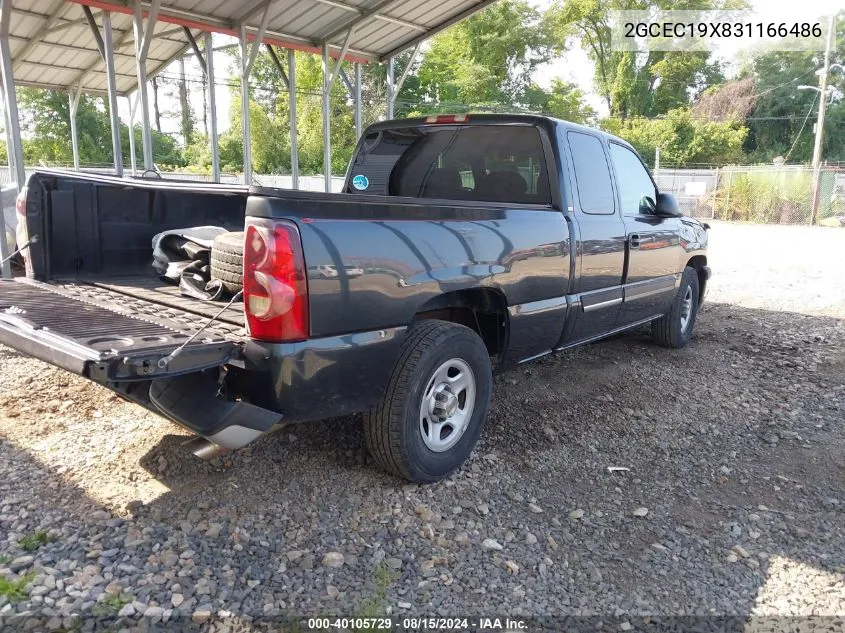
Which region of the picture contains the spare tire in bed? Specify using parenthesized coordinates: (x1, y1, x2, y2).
(210, 231, 244, 293)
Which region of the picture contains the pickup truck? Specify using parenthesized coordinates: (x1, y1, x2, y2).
(1, 114, 709, 483)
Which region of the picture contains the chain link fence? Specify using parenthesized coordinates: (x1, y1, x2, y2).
(4, 162, 844, 226)
(655, 165, 845, 225)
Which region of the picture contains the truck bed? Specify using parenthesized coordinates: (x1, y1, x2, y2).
(64, 274, 245, 329)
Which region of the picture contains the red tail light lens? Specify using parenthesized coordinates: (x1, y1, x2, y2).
(243, 218, 309, 342)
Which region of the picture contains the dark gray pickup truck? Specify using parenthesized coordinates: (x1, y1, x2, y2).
(1, 114, 709, 483)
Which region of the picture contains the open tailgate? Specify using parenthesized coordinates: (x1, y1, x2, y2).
(0, 279, 242, 381)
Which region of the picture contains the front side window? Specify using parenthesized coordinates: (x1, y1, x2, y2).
(609, 143, 657, 216)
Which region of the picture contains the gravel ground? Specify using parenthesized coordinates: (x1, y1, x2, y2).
(0, 221, 844, 631)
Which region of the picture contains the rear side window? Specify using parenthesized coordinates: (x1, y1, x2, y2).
(567, 131, 615, 215)
(347, 125, 551, 206)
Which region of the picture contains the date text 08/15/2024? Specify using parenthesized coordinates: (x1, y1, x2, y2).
(306, 617, 528, 630)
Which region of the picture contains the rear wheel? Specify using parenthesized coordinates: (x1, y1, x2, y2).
(651, 266, 700, 348)
(364, 320, 493, 483)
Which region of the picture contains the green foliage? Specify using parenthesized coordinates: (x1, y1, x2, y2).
(714, 169, 812, 223)
(17, 88, 184, 168)
(0, 571, 34, 603)
(740, 15, 845, 164)
(546, 0, 735, 117)
(525, 80, 597, 124)
(416, 1, 559, 110)
(19, 530, 49, 552)
(92, 592, 132, 616)
(602, 108, 748, 166)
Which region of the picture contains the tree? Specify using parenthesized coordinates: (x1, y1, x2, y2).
(415, 0, 558, 109)
(17, 87, 184, 168)
(525, 80, 597, 123)
(602, 107, 748, 166)
(546, 0, 737, 117)
(740, 15, 845, 163)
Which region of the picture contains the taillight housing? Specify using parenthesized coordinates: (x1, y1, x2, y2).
(424, 114, 468, 124)
(14, 186, 30, 274)
(243, 218, 309, 343)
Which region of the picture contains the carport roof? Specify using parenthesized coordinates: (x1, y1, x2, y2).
(8, 0, 498, 96)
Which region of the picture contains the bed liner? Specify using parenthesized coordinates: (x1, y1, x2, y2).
(0, 277, 246, 382)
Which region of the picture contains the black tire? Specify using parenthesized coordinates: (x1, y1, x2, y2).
(210, 231, 244, 294)
(364, 320, 493, 483)
(652, 266, 700, 348)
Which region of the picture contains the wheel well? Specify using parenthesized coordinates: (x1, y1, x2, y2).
(413, 289, 508, 360)
(686, 255, 708, 302)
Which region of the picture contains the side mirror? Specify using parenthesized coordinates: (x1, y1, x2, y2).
(654, 192, 683, 218)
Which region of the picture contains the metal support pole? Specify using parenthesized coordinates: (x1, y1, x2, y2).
(102, 12, 123, 176)
(240, 26, 253, 185)
(127, 93, 139, 175)
(1, 88, 13, 183)
(239, 5, 272, 186)
(133, 0, 161, 171)
(322, 42, 331, 192)
(206, 34, 219, 183)
(69, 85, 83, 170)
(386, 56, 395, 119)
(355, 62, 362, 140)
(288, 49, 299, 190)
(0, 2, 24, 192)
(810, 14, 836, 225)
(0, 0, 20, 278)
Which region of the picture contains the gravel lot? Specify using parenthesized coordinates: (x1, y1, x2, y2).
(1, 221, 844, 631)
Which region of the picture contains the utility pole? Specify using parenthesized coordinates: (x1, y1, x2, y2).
(810, 14, 836, 225)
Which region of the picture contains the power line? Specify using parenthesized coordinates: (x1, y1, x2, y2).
(784, 90, 818, 161)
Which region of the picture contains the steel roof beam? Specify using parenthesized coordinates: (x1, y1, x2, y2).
(320, 0, 400, 45)
(67, 0, 377, 61)
(311, 0, 427, 35)
(379, 0, 499, 61)
(83, 6, 106, 59)
(265, 44, 289, 89)
(183, 26, 206, 76)
(11, 0, 66, 65)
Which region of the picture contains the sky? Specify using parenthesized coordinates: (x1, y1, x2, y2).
(114, 0, 844, 140)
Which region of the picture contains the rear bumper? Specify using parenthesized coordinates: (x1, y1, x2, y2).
(240, 326, 408, 423)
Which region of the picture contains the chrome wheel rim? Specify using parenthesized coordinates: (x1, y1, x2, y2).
(680, 286, 694, 333)
(419, 358, 476, 453)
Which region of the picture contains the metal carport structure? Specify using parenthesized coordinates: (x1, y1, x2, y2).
(0, 0, 497, 276)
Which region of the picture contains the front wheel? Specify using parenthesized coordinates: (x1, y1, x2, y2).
(364, 320, 493, 483)
(651, 266, 700, 348)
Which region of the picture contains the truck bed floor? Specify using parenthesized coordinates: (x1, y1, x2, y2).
(50, 277, 247, 342)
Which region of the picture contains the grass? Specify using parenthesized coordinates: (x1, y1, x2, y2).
(19, 530, 50, 552)
(92, 592, 132, 616)
(351, 562, 400, 633)
(0, 571, 35, 603)
(0, 555, 9, 565)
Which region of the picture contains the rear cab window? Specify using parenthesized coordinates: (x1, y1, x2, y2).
(566, 131, 616, 216)
(346, 124, 552, 206)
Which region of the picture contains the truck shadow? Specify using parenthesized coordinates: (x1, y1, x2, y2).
(0, 300, 843, 620)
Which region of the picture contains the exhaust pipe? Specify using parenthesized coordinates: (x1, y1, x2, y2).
(183, 436, 230, 461)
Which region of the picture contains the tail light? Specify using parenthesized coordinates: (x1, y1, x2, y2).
(14, 186, 30, 273)
(424, 114, 469, 124)
(243, 218, 309, 342)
